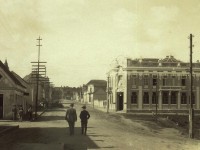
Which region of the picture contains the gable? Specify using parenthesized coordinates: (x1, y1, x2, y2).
(0, 69, 16, 89)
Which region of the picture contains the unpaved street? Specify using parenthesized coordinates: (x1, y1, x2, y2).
(0, 100, 200, 150)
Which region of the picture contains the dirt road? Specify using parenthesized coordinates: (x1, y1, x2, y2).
(0, 99, 199, 150)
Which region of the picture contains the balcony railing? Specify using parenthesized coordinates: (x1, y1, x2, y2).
(160, 86, 196, 90)
(160, 86, 182, 90)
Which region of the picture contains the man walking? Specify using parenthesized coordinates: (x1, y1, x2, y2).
(65, 103, 77, 136)
(80, 105, 90, 135)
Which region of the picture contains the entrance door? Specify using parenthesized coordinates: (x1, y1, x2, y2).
(0, 94, 3, 119)
(117, 92, 123, 111)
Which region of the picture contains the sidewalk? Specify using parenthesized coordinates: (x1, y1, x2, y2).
(15, 143, 63, 150)
(0, 109, 47, 136)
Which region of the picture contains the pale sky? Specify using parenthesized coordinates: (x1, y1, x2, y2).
(0, 0, 200, 87)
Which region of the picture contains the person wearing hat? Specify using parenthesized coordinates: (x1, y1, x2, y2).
(65, 103, 77, 135)
(80, 105, 90, 135)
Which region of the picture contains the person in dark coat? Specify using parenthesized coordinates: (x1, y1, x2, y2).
(80, 105, 90, 135)
(65, 103, 77, 135)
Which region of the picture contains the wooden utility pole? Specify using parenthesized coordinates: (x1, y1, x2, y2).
(36, 36, 42, 118)
(31, 36, 47, 119)
(189, 33, 194, 138)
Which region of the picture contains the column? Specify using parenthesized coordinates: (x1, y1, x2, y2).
(123, 72, 127, 112)
(178, 91, 181, 109)
(168, 91, 171, 109)
(158, 91, 162, 110)
(138, 86, 143, 110)
(149, 92, 152, 109)
(196, 87, 200, 109)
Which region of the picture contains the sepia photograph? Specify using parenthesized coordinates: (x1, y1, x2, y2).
(0, 0, 200, 149)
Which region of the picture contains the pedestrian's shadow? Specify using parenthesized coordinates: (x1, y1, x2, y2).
(1, 127, 104, 150)
(63, 127, 100, 150)
(63, 127, 115, 150)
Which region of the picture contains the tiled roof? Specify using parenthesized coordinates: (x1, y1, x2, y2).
(86, 80, 107, 86)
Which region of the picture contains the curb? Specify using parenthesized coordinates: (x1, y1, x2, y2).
(0, 125, 19, 136)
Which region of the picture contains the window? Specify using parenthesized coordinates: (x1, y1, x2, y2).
(144, 77, 148, 86)
(181, 93, 187, 104)
(153, 78, 157, 86)
(143, 92, 149, 104)
(132, 75, 137, 86)
(191, 93, 195, 104)
(152, 92, 157, 104)
(181, 77, 186, 86)
(163, 76, 167, 86)
(131, 92, 137, 104)
(171, 92, 177, 104)
(172, 76, 175, 86)
(162, 92, 168, 104)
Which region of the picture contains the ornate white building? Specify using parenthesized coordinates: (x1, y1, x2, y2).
(107, 56, 200, 113)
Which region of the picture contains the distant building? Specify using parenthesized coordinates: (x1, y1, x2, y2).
(83, 80, 107, 108)
(23, 73, 48, 109)
(62, 86, 77, 100)
(51, 87, 63, 100)
(0, 60, 29, 119)
(107, 56, 200, 112)
(12, 71, 32, 112)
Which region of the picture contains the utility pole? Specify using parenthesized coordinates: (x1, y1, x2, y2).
(31, 36, 47, 119)
(189, 33, 194, 138)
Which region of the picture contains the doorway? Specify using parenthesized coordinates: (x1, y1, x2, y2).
(0, 94, 3, 119)
(117, 92, 123, 111)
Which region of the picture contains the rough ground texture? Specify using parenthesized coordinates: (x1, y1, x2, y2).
(0, 99, 199, 150)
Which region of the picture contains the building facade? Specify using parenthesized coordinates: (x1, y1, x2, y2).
(83, 80, 107, 108)
(23, 73, 47, 109)
(0, 61, 29, 119)
(107, 56, 200, 113)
